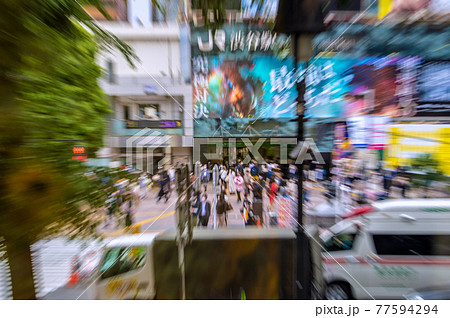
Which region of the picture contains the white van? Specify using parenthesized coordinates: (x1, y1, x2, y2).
(95, 233, 158, 300)
(320, 199, 450, 300)
(94, 228, 296, 300)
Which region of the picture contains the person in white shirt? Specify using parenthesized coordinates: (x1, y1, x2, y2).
(227, 168, 236, 194)
(220, 167, 228, 185)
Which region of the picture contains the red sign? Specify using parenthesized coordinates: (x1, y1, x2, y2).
(72, 146, 86, 161)
(73, 146, 85, 154)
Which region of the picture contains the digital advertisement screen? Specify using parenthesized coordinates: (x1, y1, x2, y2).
(191, 23, 298, 137)
(304, 56, 421, 118)
(419, 61, 450, 103)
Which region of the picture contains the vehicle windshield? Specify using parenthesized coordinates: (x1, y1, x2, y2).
(320, 219, 356, 242)
(323, 234, 356, 252)
(99, 246, 147, 279)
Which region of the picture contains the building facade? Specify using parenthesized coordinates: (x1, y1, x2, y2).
(91, 0, 193, 172)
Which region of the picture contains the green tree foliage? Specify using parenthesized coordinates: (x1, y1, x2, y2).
(0, 0, 137, 299)
(410, 154, 448, 187)
(411, 153, 441, 173)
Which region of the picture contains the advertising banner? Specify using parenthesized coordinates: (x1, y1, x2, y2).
(347, 116, 370, 148)
(347, 116, 390, 149)
(384, 124, 450, 175)
(379, 0, 450, 19)
(370, 116, 390, 149)
(277, 197, 294, 229)
(332, 122, 353, 161)
(192, 23, 299, 137)
(305, 56, 421, 118)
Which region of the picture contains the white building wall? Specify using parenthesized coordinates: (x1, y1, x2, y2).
(97, 24, 181, 78)
(128, 0, 151, 27)
(95, 15, 193, 167)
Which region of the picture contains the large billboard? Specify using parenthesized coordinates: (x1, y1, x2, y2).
(379, 0, 450, 19)
(305, 56, 421, 118)
(384, 124, 450, 175)
(415, 60, 450, 116)
(191, 23, 298, 137)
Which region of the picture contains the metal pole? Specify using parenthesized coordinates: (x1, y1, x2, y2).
(294, 33, 311, 300)
(212, 165, 219, 229)
(194, 161, 201, 192)
(176, 165, 192, 300)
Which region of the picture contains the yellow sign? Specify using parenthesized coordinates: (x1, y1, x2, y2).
(378, 0, 393, 19)
(384, 124, 450, 175)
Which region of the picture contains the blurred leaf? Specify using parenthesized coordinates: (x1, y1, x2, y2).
(0, 0, 139, 299)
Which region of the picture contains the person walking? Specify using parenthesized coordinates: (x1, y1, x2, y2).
(250, 160, 260, 179)
(243, 169, 252, 195)
(216, 193, 228, 227)
(139, 173, 148, 199)
(251, 177, 263, 202)
(268, 176, 278, 211)
(234, 172, 244, 202)
(242, 193, 251, 208)
(236, 160, 244, 176)
(241, 200, 256, 227)
(383, 170, 392, 193)
(191, 190, 201, 225)
(168, 166, 176, 187)
(198, 194, 211, 227)
(201, 165, 209, 190)
(227, 168, 236, 195)
(220, 166, 228, 185)
(157, 171, 170, 203)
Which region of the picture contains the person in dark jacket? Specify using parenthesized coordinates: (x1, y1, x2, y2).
(251, 177, 263, 202)
(198, 194, 211, 227)
(216, 193, 228, 227)
(157, 171, 170, 203)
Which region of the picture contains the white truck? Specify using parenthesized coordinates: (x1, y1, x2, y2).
(94, 228, 297, 299)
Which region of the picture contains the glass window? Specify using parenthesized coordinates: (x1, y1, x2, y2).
(139, 104, 159, 119)
(100, 246, 147, 279)
(373, 235, 450, 256)
(107, 60, 115, 83)
(123, 105, 130, 120)
(324, 234, 356, 252)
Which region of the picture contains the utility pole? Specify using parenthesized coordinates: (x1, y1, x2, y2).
(212, 164, 219, 229)
(175, 164, 193, 300)
(274, 0, 325, 300)
(294, 33, 307, 300)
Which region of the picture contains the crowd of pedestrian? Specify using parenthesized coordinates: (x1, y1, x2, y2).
(305, 160, 419, 211)
(190, 160, 299, 228)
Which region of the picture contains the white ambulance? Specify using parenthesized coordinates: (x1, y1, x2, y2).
(320, 199, 450, 300)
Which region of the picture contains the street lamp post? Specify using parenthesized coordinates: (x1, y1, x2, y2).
(274, 0, 325, 300)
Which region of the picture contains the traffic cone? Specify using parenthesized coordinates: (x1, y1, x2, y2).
(67, 270, 80, 286)
(67, 257, 81, 286)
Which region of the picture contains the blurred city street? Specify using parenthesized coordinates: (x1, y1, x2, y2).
(1, 0, 450, 303)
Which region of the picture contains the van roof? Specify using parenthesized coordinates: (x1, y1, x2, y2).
(156, 228, 296, 240)
(105, 228, 296, 248)
(372, 199, 450, 214)
(106, 233, 159, 248)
